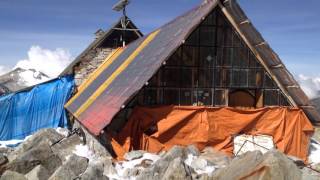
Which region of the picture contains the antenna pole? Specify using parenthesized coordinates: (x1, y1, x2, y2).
(122, 6, 127, 47)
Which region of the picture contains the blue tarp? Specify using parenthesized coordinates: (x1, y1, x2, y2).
(0, 75, 74, 141)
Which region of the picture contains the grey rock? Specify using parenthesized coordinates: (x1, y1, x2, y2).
(81, 161, 108, 180)
(25, 165, 49, 180)
(0, 154, 8, 166)
(185, 145, 200, 156)
(103, 158, 117, 176)
(8, 129, 64, 161)
(6, 141, 61, 174)
(301, 167, 319, 180)
(0, 170, 27, 180)
(51, 134, 82, 161)
(63, 154, 88, 176)
(162, 146, 185, 162)
(124, 150, 145, 161)
(162, 157, 190, 180)
(191, 158, 207, 171)
(48, 166, 76, 180)
(199, 147, 230, 168)
(212, 150, 302, 180)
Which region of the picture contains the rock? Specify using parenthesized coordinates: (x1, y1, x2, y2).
(191, 158, 207, 171)
(51, 134, 82, 161)
(162, 146, 185, 162)
(199, 147, 230, 168)
(162, 157, 190, 180)
(124, 150, 145, 161)
(5, 141, 61, 174)
(48, 166, 76, 180)
(212, 150, 302, 180)
(0, 154, 8, 166)
(301, 167, 319, 180)
(8, 129, 64, 161)
(103, 158, 117, 176)
(0, 170, 27, 180)
(185, 145, 200, 156)
(81, 161, 108, 180)
(25, 165, 49, 180)
(62, 154, 88, 176)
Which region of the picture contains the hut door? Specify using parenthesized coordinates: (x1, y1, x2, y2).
(228, 90, 255, 108)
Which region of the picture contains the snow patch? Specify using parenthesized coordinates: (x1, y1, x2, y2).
(184, 154, 216, 176)
(55, 127, 69, 137)
(0, 135, 32, 147)
(17, 69, 50, 86)
(108, 153, 160, 180)
(73, 144, 95, 160)
(309, 140, 320, 164)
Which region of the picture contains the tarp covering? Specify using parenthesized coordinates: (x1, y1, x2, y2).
(110, 106, 314, 162)
(0, 76, 74, 141)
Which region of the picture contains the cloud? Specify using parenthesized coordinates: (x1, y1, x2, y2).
(0, 65, 9, 76)
(296, 74, 320, 99)
(14, 46, 72, 77)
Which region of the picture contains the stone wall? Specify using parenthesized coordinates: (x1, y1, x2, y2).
(73, 48, 114, 87)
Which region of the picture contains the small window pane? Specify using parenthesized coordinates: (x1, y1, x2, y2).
(163, 88, 179, 105)
(196, 89, 212, 106)
(264, 90, 279, 106)
(216, 48, 232, 67)
(144, 88, 158, 105)
(181, 68, 193, 88)
(185, 29, 199, 45)
(162, 67, 180, 87)
(167, 47, 181, 66)
(215, 69, 231, 87)
(182, 46, 198, 66)
(199, 47, 215, 67)
(198, 68, 213, 88)
(279, 92, 291, 106)
(180, 89, 192, 105)
(264, 73, 276, 88)
(215, 89, 226, 105)
(232, 69, 248, 87)
(200, 26, 216, 46)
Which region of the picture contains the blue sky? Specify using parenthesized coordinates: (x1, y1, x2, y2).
(0, 0, 319, 76)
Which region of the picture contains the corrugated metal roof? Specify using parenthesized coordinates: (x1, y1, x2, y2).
(66, 0, 320, 135)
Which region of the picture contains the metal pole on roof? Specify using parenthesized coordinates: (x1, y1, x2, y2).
(112, 0, 130, 47)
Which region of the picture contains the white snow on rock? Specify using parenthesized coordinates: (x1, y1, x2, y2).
(184, 154, 216, 176)
(107, 153, 161, 180)
(55, 127, 69, 137)
(73, 144, 95, 160)
(0, 135, 31, 147)
(309, 139, 320, 164)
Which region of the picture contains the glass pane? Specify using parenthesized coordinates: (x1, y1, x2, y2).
(162, 67, 180, 87)
(215, 89, 226, 105)
(196, 89, 212, 106)
(215, 69, 230, 87)
(185, 29, 199, 45)
(199, 47, 215, 67)
(163, 88, 179, 105)
(279, 92, 291, 106)
(233, 48, 249, 68)
(264, 73, 276, 88)
(167, 47, 181, 66)
(248, 70, 263, 88)
(202, 11, 217, 26)
(200, 26, 216, 46)
(232, 69, 248, 87)
(217, 48, 232, 67)
(182, 46, 198, 66)
(264, 90, 279, 106)
(144, 88, 158, 105)
(181, 68, 193, 88)
(180, 89, 192, 105)
(198, 68, 213, 88)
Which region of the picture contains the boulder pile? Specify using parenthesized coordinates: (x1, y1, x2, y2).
(0, 128, 319, 180)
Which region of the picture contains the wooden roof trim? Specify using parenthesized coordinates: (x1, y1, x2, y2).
(218, 1, 297, 107)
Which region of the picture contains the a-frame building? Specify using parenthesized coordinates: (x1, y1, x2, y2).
(66, 0, 319, 135)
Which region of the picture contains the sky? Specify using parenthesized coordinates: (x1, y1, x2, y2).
(0, 0, 320, 97)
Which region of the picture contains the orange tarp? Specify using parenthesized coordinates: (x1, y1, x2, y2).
(109, 106, 314, 162)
